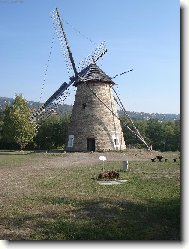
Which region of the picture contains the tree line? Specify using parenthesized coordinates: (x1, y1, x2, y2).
(120, 117, 180, 152)
(0, 95, 180, 151)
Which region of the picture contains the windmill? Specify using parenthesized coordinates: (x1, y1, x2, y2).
(30, 7, 150, 151)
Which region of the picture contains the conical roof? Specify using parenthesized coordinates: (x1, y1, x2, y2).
(73, 63, 114, 86)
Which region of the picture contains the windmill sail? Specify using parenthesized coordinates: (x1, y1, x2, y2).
(31, 8, 107, 124)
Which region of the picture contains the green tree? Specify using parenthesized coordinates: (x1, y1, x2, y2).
(121, 117, 149, 148)
(145, 119, 168, 151)
(144, 119, 180, 152)
(0, 111, 4, 122)
(2, 94, 36, 150)
(121, 116, 180, 152)
(174, 120, 180, 151)
(162, 121, 180, 151)
(35, 114, 71, 150)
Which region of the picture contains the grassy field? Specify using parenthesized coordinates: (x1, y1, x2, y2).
(0, 151, 180, 240)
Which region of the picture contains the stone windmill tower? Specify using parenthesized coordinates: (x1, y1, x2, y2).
(66, 63, 126, 152)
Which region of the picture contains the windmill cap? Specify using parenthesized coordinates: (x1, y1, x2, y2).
(74, 63, 115, 86)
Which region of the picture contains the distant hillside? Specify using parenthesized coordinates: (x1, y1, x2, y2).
(0, 97, 72, 116)
(0, 97, 180, 121)
(118, 110, 180, 122)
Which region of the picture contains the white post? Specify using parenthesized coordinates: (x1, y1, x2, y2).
(99, 156, 107, 171)
(123, 160, 129, 171)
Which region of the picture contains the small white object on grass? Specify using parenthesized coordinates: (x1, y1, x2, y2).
(98, 181, 121, 185)
(99, 156, 107, 171)
(99, 156, 107, 161)
(117, 179, 128, 183)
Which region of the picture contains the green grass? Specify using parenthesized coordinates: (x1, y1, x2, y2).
(0, 155, 180, 240)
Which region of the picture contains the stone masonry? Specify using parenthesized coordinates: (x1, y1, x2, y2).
(66, 63, 126, 152)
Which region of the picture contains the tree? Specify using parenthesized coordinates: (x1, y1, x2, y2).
(174, 120, 180, 151)
(142, 119, 180, 152)
(145, 119, 166, 151)
(2, 94, 36, 150)
(121, 117, 180, 152)
(35, 113, 71, 150)
(0, 111, 4, 122)
(120, 117, 149, 148)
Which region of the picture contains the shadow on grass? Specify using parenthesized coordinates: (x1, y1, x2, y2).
(3, 197, 180, 241)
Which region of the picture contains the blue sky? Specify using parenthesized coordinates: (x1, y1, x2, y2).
(0, 0, 180, 114)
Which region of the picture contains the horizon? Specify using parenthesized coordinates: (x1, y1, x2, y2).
(0, 0, 180, 114)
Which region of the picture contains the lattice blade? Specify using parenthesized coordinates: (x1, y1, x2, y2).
(52, 8, 78, 77)
(30, 79, 74, 123)
(77, 41, 107, 72)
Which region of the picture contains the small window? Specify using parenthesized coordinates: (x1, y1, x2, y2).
(82, 103, 87, 109)
(114, 139, 118, 145)
(112, 134, 120, 148)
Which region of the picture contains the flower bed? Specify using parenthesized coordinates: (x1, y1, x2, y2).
(97, 170, 119, 180)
